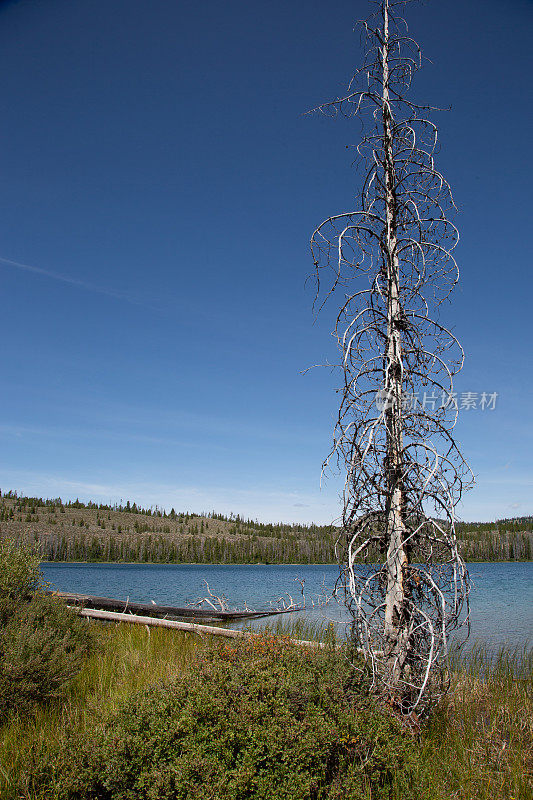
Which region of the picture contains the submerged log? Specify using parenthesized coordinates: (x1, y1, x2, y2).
(51, 591, 299, 623)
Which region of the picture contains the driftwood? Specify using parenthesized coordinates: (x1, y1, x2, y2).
(52, 591, 299, 623)
(73, 606, 327, 649)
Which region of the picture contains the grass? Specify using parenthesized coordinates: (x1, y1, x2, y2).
(254, 615, 341, 644)
(413, 642, 533, 800)
(0, 622, 531, 799)
(0, 623, 205, 799)
(0, 618, 330, 797)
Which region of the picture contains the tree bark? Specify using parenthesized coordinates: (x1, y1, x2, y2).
(381, 0, 409, 691)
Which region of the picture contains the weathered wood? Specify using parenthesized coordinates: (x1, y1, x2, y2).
(381, 0, 409, 688)
(73, 606, 326, 649)
(51, 591, 298, 622)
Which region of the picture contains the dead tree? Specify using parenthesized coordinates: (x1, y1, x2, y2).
(311, 0, 473, 714)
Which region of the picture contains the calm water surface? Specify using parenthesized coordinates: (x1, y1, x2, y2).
(41, 562, 533, 650)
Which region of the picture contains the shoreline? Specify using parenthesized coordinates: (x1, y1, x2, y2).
(40, 560, 340, 566)
(40, 559, 533, 566)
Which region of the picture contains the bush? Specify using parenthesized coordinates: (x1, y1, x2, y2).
(29, 635, 419, 800)
(0, 537, 41, 625)
(0, 538, 94, 721)
(0, 592, 94, 720)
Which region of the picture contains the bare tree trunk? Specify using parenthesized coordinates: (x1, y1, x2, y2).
(381, 0, 409, 695)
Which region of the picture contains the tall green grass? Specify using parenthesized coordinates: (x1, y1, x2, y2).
(414, 641, 533, 799)
(249, 615, 340, 644)
(0, 623, 207, 800)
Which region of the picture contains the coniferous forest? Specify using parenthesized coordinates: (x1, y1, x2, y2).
(0, 490, 531, 564)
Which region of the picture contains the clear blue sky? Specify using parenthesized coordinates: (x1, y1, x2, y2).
(0, 0, 531, 524)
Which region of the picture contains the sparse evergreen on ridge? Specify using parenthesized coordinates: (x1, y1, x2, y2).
(0, 490, 531, 564)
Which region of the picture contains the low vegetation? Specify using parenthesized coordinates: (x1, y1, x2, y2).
(0, 538, 94, 722)
(1, 490, 531, 565)
(0, 539, 530, 799)
(20, 635, 420, 800)
(417, 643, 533, 799)
(0, 620, 531, 799)
(0, 537, 531, 798)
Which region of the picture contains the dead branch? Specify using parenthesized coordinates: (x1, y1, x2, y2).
(189, 580, 230, 612)
(311, 0, 472, 715)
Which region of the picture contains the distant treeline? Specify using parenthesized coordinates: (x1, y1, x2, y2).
(456, 522, 533, 562)
(34, 532, 335, 565)
(0, 490, 531, 564)
(0, 491, 338, 565)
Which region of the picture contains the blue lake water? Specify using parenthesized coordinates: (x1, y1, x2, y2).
(41, 562, 533, 650)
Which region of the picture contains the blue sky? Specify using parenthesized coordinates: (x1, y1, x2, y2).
(0, 0, 531, 524)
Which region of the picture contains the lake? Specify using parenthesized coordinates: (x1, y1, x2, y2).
(41, 562, 533, 650)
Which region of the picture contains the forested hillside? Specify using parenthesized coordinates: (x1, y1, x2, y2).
(456, 518, 533, 561)
(0, 491, 336, 564)
(0, 491, 531, 564)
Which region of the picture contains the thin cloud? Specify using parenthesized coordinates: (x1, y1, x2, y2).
(0, 254, 147, 307)
(0, 470, 338, 525)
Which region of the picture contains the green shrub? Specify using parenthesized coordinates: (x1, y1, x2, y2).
(27, 635, 419, 800)
(0, 592, 94, 721)
(0, 539, 95, 722)
(0, 537, 41, 624)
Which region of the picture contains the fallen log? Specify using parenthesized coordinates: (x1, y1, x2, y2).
(51, 591, 299, 623)
(73, 606, 326, 649)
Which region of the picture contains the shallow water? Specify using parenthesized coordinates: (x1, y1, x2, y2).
(41, 561, 533, 650)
